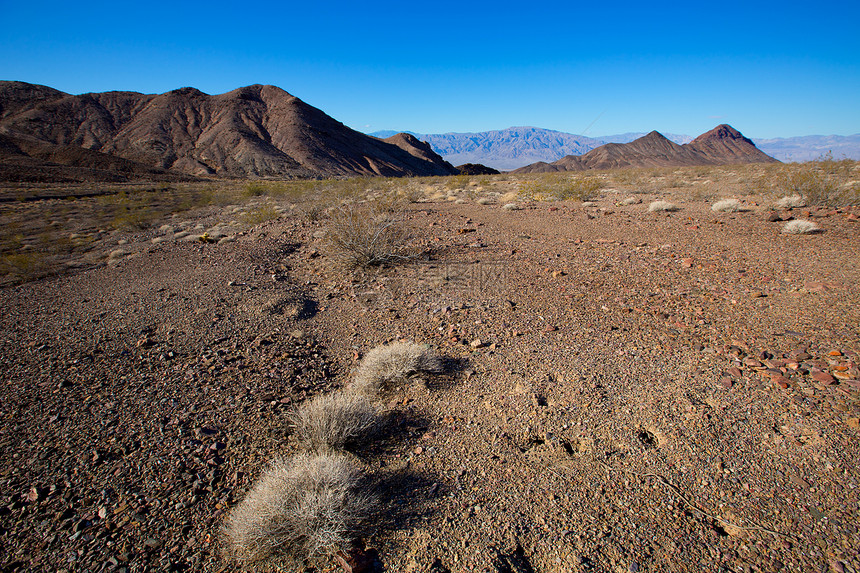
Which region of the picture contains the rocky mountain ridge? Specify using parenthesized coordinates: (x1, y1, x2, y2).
(512, 125, 778, 173)
(0, 82, 458, 181)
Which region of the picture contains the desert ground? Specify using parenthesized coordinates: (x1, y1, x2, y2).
(1, 162, 859, 572)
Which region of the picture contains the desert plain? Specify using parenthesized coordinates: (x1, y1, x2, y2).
(1, 163, 859, 572)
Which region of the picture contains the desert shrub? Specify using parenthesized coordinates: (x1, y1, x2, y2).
(475, 196, 495, 205)
(782, 219, 820, 234)
(352, 342, 443, 396)
(711, 198, 742, 212)
(772, 156, 860, 207)
(325, 202, 414, 269)
(648, 200, 680, 212)
(502, 203, 521, 211)
(223, 453, 374, 566)
(773, 194, 806, 209)
(774, 164, 838, 206)
(240, 203, 281, 225)
(445, 174, 471, 190)
(288, 392, 379, 452)
(618, 196, 641, 206)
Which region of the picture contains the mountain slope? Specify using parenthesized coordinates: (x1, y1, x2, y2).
(513, 125, 778, 173)
(0, 82, 457, 180)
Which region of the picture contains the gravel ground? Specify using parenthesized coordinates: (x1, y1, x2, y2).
(1, 184, 858, 572)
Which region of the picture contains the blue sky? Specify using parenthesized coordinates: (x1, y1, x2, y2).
(2, 0, 858, 138)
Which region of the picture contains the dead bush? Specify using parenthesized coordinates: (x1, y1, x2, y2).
(222, 453, 375, 567)
(648, 200, 680, 212)
(782, 219, 820, 234)
(288, 391, 380, 452)
(325, 202, 414, 269)
(352, 342, 444, 396)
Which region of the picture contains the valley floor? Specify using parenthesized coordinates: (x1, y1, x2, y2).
(1, 177, 858, 572)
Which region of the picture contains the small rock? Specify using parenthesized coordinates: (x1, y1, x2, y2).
(766, 211, 782, 222)
(27, 486, 46, 503)
(542, 325, 558, 332)
(789, 473, 810, 488)
(846, 418, 860, 429)
(470, 339, 484, 349)
(680, 258, 693, 268)
(811, 371, 836, 385)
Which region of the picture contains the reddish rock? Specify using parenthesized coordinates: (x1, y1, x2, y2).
(811, 371, 836, 385)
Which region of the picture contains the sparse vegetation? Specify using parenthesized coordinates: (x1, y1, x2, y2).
(518, 173, 603, 202)
(618, 196, 641, 206)
(240, 203, 281, 225)
(222, 453, 375, 566)
(648, 200, 680, 212)
(288, 391, 380, 453)
(772, 155, 860, 207)
(782, 219, 820, 234)
(711, 198, 742, 212)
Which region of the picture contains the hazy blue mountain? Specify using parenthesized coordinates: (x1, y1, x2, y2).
(752, 135, 860, 162)
(372, 126, 605, 170)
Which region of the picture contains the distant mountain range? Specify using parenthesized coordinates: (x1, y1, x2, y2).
(512, 125, 777, 173)
(0, 82, 457, 182)
(371, 127, 860, 169)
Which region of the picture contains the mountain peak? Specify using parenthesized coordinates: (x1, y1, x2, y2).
(692, 124, 751, 144)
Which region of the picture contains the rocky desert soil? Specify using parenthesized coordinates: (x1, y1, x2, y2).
(1, 174, 859, 573)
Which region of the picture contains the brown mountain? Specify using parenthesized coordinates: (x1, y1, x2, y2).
(686, 124, 777, 164)
(0, 82, 457, 181)
(512, 125, 778, 173)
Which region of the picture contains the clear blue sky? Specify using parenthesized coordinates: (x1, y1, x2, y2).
(2, 0, 858, 138)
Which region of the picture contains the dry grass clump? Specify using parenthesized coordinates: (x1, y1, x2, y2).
(648, 200, 680, 212)
(782, 219, 820, 234)
(774, 194, 805, 209)
(352, 342, 443, 396)
(222, 453, 374, 566)
(288, 391, 379, 453)
(325, 201, 414, 269)
(475, 196, 496, 205)
(502, 203, 521, 211)
(711, 198, 742, 212)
